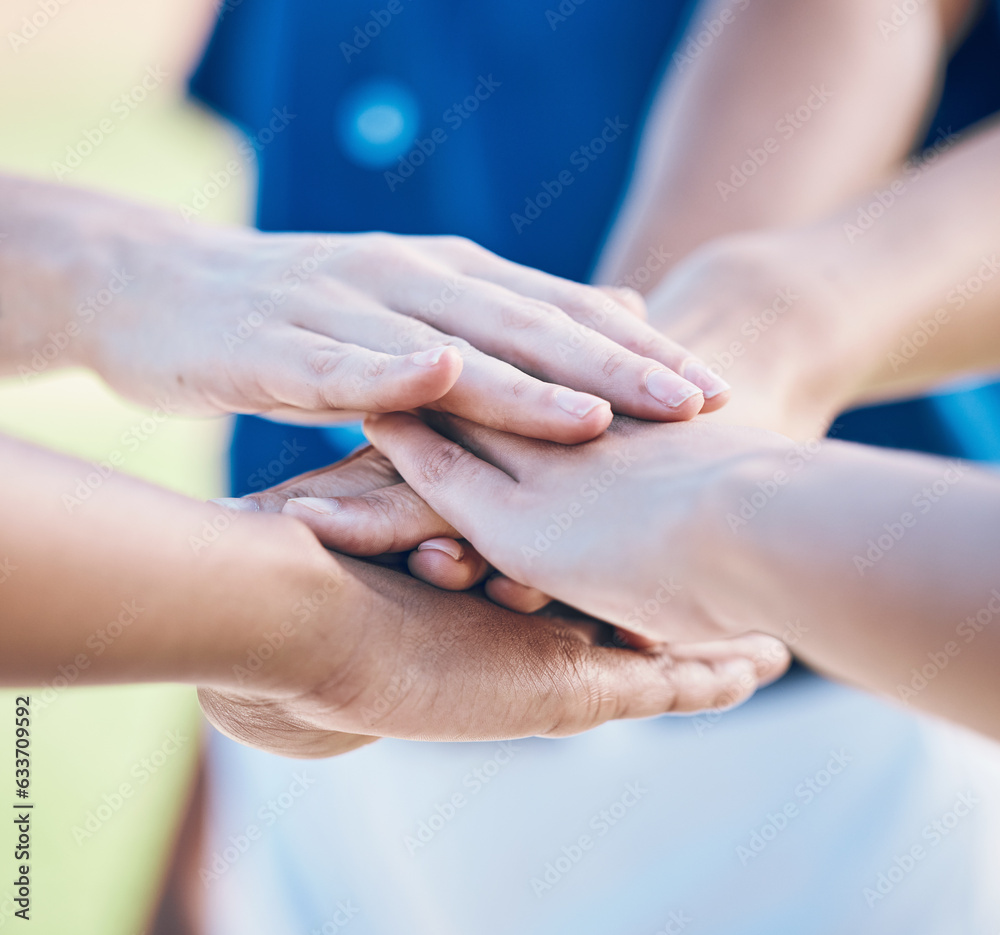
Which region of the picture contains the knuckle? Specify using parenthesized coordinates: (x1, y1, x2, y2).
(402, 321, 446, 347)
(304, 345, 353, 378)
(506, 376, 537, 402)
(599, 347, 634, 379)
(439, 234, 484, 257)
(436, 334, 473, 354)
(629, 333, 672, 362)
(539, 639, 611, 736)
(498, 300, 551, 332)
(418, 444, 474, 487)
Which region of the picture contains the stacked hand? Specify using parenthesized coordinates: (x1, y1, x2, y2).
(67, 200, 730, 440)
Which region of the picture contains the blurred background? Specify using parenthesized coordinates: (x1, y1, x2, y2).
(0, 1, 242, 931)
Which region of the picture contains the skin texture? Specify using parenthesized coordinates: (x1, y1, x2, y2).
(641, 118, 1000, 441)
(0, 176, 729, 445)
(0, 433, 790, 760)
(595, 0, 975, 290)
(359, 411, 1000, 741)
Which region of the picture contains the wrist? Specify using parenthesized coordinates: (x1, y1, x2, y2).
(737, 226, 883, 433)
(683, 439, 816, 641)
(194, 510, 360, 698)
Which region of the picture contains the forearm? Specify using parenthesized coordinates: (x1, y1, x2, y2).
(0, 173, 184, 376)
(801, 117, 1000, 402)
(0, 432, 339, 693)
(712, 441, 1000, 736)
(595, 0, 970, 288)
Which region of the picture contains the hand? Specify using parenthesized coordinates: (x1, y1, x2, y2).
(641, 232, 870, 440)
(73, 197, 731, 442)
(361, 412, 797, 645)
(198, 554, 790, 759)
(214, 444, 496, 592)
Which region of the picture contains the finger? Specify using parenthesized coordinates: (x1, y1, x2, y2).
(484, 573, 552, 613)
(282, 483, 459, 556)
(419, 410, 555, 478)
(217, 446, 400, 514)
(295, 299, 614, 444)
(531, 639, 769, 735)
(658, 655, 762, 714)
(428, 350, 613, 444)
(407, 539, 491, 590)
(362, 412, 514, 543)
(669, 633, 791, 688)
(243, 327, 463, 414)
(198, 688, 380, 759)
(388, 276, 707, 422)
(417, 249, 728, 416)
(498, 271, 731, 413)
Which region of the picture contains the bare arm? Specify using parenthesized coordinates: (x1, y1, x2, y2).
(0, 173, 721, 444)
(0, 431, 788, 755)
(595, 0, 974, 288)
(363, 412, 1000, 740)
(720, 438, 1000, 739)
(623, 115, 1000, 441)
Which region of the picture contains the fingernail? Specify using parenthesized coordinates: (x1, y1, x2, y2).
(682, 360, 731, 400)
(410, 346, 448, 367)
(555, 389, 608, 419)
(286, 497, 342, 515)
(416, 538, 464, 561)
(644, 370, 703, 410)
(209, 497, 258, 512)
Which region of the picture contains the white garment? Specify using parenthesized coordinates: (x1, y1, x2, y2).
(202, 671, 1000, 934)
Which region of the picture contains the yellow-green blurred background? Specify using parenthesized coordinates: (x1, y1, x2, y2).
(1, 1, 249, 931)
